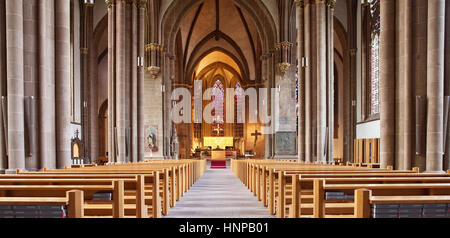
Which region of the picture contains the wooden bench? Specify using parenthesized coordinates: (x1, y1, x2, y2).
(1, 174, 161, 218)
(16, 173, 165, 217)
(311, 181, 450, 218)
(232, 159, 450, 219)
(355, 189, 450, 218)
(0, 190, 84, 218)
(23, 165, 176, 216)
(281, 172, 450, 218)
(0, 160, 207, 218)
(0, 181, 133, 218)
(258, 166, 414, 216)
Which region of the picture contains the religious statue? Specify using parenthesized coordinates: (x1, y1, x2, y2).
(171, 126, 179, 160)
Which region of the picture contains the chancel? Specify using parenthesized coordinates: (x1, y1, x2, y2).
(0, 0, 449, 220)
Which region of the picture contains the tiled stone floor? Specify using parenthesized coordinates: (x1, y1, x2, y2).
(164, 162, 275, 218)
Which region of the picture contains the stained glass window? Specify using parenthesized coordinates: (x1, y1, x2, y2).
(234, 82, 244, 138)
(193, 80, 202, 138)
(369, 0, 380, 115)
(212, 80, 225, 137)
(296, 64, 299, 135)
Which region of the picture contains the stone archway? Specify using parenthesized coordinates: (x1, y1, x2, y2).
(333, 16, 350, 162)
(98, 100, 108, 160)
(160, 0, 277, 55)
(159, 0, 278, 159)
(332, 17, 348, 161)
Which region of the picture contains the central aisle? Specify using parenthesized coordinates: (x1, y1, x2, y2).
(165, 163, 275, 218)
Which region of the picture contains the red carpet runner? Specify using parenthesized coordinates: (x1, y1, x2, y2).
(210, 160, 227, 169)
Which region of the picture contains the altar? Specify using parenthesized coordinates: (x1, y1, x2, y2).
(211, 150, 227, 169)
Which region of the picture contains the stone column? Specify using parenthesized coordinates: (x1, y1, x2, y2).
(81, 2, 93, 163)
(426, 0, 446, 173)
(327, 0, 335, 163)
(116, 0, 126, 162)
(89, 26, 98, 164)
(412, 0, 429, 171)
(304, 0, 312, 163)
(39, 0, 56, 169)
(296, 0, 305, 162)
(131, 0, 138, 162)
(344, 0, 357, 164)
(379, 0, 396, 169)
(138, 0, 146, 162)
(6, 0, 26, 171)
(55, 0, 72, 169)
(311, 1, 318, 162)
(316, 0, 327, 163)
(397, 0, 413, 170)
(124, 0, 131, 162)
(0, 0, 7, 170)
(106, 0, 116, 163)
(262, 56, 268, 158)
(445, 0, 450, 171)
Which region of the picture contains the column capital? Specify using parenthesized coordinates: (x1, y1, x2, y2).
(314, 0, 325, 4)
(294, 0, 305, 8)
(105, 0, 115, 8)
(137, 0, 147, 9)
(145, 43, 162, 52)
(80, 48, 89, 55)
(276, 41, 294, 50)
(327, 0, 336, 9)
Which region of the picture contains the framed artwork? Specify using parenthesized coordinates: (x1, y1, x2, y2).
(275, 132, 297, 155)
(145, 125, 159, 153)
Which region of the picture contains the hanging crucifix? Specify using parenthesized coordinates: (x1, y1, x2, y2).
(213, 126, 221, 136)
(251, 129, 262, 150)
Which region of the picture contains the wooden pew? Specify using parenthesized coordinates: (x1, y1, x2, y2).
(259, 165, 415, 216)
(233, 159, 450, 219)
(285, 173, 450, 218)
(1, 174, 160, 218)
(22, 165, 173, 216)
(312, 180, 450, 218)
(0, 190, 84, 218)
(0, 182, 129, 218)
(0, 160, 206, 218)
(354, 189, 450, 218)
(234, 160, 444, 217)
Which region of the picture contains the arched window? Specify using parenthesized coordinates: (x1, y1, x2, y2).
(193, 80, 202, 138)
(212, 80, 225, 137)
(369, 0, 380, 115)
(362, 0, 380, 120)
(296, 63, 299, 135)
(234, 82, 244, 138)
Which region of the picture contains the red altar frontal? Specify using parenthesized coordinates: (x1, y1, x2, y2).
(210, 151, 227, 169)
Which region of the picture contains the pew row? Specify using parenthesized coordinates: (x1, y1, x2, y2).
(231, 159, 450, 219)
(0, 159, 207, 218)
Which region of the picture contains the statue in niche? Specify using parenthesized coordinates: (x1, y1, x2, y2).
(171, 126, 179, 160)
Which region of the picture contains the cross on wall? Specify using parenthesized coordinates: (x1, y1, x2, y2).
(251, 129, 262, 150)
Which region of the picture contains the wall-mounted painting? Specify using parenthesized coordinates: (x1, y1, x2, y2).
(145, 125, 159, 153)
(275, 132, 297, 155)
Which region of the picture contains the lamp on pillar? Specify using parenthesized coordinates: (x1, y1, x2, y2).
(276, 41, 293, 75)
(137, 57, 144, 68)
(146, 43, 162, 79)
(84, 0, 95, 6)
